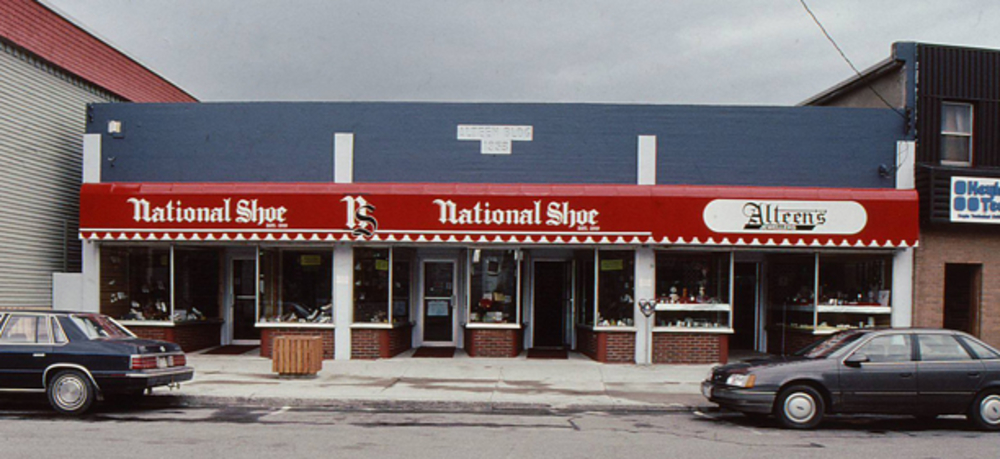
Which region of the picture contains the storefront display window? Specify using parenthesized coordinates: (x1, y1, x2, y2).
(259, 249, 333, 323)
(654, 251, 731, 330)
(354, 247, 412, 324)
(100, 246, 171, 322)
(768, 253, 893, 336)
(818, 254, 893, 329)
(392, 257, 411, 323)
(597, 250, 634, 326)
(173, 248, 221, 321)
(468, 249, 519, 324)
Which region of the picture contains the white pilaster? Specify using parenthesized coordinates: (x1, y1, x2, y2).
(892, 248, 914, 328)
(896, 140, 915, 190)
(80, 133, 102, 312)
(334, 244, 354, 359)
(634, 247, 655, 364)
(335, 133, 354, 184)
(637, 135, 657, 185)
(83, 134, 101, 184)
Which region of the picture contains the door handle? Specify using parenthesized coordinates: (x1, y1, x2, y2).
(968, 372, 981, 378)
(32, 353, 46, 358)
(899, 372, 913, 378)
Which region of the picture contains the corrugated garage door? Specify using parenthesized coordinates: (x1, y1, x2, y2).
(0, 40, 118, 308)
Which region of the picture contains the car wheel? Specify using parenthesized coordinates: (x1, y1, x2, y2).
(968, 389, 1000, 431)
(47, 370, 95, 415)
(775, 385, 825, 429)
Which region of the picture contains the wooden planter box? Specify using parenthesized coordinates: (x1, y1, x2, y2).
(272, 335, 323, 377)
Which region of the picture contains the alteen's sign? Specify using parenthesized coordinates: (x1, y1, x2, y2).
(951, 176, 1000, 224)
(702, 200, 868, 235)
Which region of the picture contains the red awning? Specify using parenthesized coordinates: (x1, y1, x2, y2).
(80, 182, 919, 248)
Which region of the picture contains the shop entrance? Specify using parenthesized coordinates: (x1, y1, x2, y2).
(944, 263, 982, 336)
(422, 260, 457, 345)
(731, 262, 761, 352)
(532, 261, 573, 348)
(230, 257, 259, 343)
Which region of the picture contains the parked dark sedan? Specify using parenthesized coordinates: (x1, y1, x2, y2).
(703, 328, 1000, 430)
(0, 309, 193, 415)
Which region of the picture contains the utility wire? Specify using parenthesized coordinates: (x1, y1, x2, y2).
(799, 0, 908, 120)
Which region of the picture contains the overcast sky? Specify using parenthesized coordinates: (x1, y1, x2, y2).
(44, 0, 1000, 105)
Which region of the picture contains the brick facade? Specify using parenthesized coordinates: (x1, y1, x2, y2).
(351, 325, 413, 360)
(127, 321, 222, 352)
(261, 327, 335, 360)
(651, 332, 728, 364)
(914, 227, 1000, 347)
(576, 326, 635, 363)
(464, 328, 522, 358)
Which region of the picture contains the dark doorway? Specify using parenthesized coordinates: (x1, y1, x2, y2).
(231, 259, 259, 342)
(944, 263, 982, 336)
(422, 261, 456, 344)
(534, 261, 571, 348)
(731, 262, 759, 351)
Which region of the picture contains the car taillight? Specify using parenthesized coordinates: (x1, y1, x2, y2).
(173, 354, 186, 366)
(130, 355, 158, 370)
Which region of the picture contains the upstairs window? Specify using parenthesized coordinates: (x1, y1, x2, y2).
(941, 102, 973, 166)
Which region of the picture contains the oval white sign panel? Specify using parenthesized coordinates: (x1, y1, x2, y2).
(703, 200, 867, 235)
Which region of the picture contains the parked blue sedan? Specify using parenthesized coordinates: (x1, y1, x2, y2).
(703, 328, 1000, 430)
(0, 309, 193, 414)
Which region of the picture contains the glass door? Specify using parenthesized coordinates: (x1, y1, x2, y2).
(422, 261, 456, 345)
(231, 258, 259, 343)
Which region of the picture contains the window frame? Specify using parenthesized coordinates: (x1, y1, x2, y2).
(940, 101, 974, 167)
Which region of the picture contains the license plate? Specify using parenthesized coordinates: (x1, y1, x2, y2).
(157, 356, 168, 369)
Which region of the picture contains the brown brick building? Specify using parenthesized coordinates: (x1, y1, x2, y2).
(806, 42, 1000, 347)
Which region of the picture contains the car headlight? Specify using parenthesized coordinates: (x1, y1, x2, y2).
(725, 373, 756, 388)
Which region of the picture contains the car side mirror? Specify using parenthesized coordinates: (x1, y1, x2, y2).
(844, 353, 870, 367)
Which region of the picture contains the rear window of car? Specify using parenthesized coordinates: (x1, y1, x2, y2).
(0, 315, 41, 343)
(70, 315, 133, 339)
(917, 334, 973, 361)
(959, 337, 1000, 360)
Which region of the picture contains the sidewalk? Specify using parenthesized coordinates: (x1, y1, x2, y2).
(148, 349, 715, 414)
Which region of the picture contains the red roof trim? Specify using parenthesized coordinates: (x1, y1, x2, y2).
(0, 0, 196, 102)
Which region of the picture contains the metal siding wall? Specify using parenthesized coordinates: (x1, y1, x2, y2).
(917, 45, 1000, 167)
(0, 42, 117, 308)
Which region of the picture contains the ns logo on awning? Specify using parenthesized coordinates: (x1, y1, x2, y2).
(342, 196, 378, 238)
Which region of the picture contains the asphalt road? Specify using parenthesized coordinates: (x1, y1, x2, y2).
(0, 396, 995, 459)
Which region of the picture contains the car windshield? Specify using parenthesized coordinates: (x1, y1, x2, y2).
(70, 314, 134, 339)
(795, 330, 869, 359)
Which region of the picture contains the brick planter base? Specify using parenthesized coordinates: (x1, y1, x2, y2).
(127, 320, 222, 352)
(261, 327, 335, 359)
(464, 327, 522, 357)
(576, 326, 635, 363)
(352, 324, 413, 359)
(652, 332, 728, 364)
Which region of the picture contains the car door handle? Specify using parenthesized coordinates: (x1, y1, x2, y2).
(899, 372, 913, 378)
(968, 372, 981, 378)
(32, 353, 46, 358)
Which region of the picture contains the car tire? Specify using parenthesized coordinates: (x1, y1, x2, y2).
(968, 389, 1000, 431)
(775, 385, 825, 430)
(47, 370, 96, 415)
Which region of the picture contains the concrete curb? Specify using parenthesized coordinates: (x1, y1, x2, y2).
(142, 394, 716, 415)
